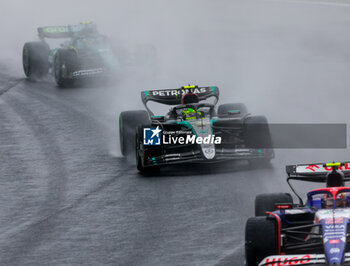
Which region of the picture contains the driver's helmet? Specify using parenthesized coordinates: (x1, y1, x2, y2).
(182, 108, 198, 121)
(336, 193, 347, 208)
(322, 194, 334, 209)
(181, 93, 201, 121)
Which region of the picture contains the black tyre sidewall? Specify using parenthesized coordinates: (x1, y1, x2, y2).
(245, 217, 278, 266)
(244, 115, 272, 149)
(54, 49, 77, 87)
(22, 42, 50, 79)
(119, 110, 150, 157)
(136, 126, 145, 171)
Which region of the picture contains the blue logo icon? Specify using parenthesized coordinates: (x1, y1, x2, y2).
(143, 126, 161, 145)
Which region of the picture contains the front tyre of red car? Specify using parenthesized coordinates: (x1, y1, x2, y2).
(245, 217, 278, 266)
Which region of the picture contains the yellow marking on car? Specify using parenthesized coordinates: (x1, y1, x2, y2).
(325, 162, 341, 167)
(183, 85, 196, 89)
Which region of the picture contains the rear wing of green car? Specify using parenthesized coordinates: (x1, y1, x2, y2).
(37, 22, 97, 39)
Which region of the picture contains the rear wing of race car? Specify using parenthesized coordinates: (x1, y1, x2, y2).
(37, 22, 97, 39)
(286, 161, 350, 205)
(141, 85, 219, 105)
(286, 161, 350, 180)
(141, 85, 219, 114)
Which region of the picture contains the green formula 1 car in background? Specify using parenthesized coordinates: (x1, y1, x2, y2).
(22, 21, 120, 87)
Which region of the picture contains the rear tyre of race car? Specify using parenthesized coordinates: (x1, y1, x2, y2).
(54, 48, 78, 87)
(255, 193, 293, 216)
(22, 42, 50, 80)
(217, 103, 248, 118)
(244, 115, 273, 165)
(245, 217, 278, 266)
(136, 125, 160, 173)
(119, 110, 150, 157)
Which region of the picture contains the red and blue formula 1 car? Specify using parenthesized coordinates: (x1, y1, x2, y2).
(246, 162, 350, 266)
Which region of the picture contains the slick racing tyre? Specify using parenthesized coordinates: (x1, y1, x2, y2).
(245, 217, 278, 266)
(119, 110, 150, 157)
(244, 115, 274, 165)
(244, 115, 272, 149)
(136, 125, 160, 173)
(255, 193, 293, 216)
(54, 48, 78, 87)
(22, 42, 50, 80)
(217, 103, 248, 118)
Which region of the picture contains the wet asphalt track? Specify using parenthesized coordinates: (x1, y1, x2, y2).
(0, 77, 266, 266)
(2, 0, 350, 265)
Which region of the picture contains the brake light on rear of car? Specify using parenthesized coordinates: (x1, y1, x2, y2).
(275, 204, 293, 210)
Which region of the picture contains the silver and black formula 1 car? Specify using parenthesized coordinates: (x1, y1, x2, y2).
(119, 85, 274, 172)
(246, 162, 350, 266)
(22, 21, 119, 87)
